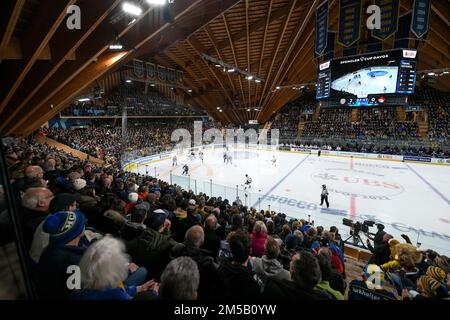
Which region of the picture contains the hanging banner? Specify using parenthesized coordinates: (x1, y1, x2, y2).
(337, 0, 361, 47)
(134, 59, 144, 78)
(315, 0, 329, 55)
(146, 62, 155, 79)
(411, 0, 430, 38)
(168, 68, 176, 82)
(158, 65, 166, 81)
(177, 70, 184, 83)
(372, 0, 400, 41)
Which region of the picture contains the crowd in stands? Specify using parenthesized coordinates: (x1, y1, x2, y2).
(61, 82, 206, 117)
(2, 137, 449, 301)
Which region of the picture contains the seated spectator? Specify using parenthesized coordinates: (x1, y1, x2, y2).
(318, 248, 346, 294)
(133, 209, 177, 280)
(203, 214, 221, 257)
(402, 275, 443, 300)
(216, 231, 261, 300)
(36, 211, 88, 300)
(315, 251, 344, 300)
(251, 236, 290, 284)
(159, 256, 200, 300)
(348, 264, 398, 300)
(262, 251, 333, 300)
(250, 220, 268, 257)
(71, 236, 157, 300)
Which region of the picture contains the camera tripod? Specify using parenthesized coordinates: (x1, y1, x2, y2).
(343, 230, 367, 249)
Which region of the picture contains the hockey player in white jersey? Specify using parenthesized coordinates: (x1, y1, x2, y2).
(172, 155, 178, 166)
(243, 174, 252, 190)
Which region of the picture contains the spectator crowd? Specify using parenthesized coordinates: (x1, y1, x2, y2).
(1, 136, 449, 301)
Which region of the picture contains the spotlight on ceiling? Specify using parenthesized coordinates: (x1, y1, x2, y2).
(217, 107, 221, 109)
(428, 72, 435, 76)
(146, 0, 166, 5)
(219, 110, 223, 112)
(125, 79, 132, 83)
(122, 2, 143, 16)
(188, 89, 193, 93)
(247, 109, 251, 112)
(276, 86, 281, 90)
(255, 79, 261, 83)
(246, 76, 253, 80)
(228, 68, 235, 73)
(78, 98, 90, 102)
(109, 43, 123, 50)
(215, 64, 221, 67)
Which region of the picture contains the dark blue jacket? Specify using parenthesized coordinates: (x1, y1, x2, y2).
(36, 243, 87, 300)
(70, 286, 142, 300)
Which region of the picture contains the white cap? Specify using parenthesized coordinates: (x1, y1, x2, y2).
(188, 199, 196, 205)
(128, 192, 139, 203)
(73, 178, 87, 191)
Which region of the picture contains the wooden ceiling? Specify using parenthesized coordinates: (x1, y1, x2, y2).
(0, 0, 449, 135)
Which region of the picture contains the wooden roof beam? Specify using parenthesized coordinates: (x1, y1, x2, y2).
(0, 0, 76, 113)
(0, 0, 25, 61)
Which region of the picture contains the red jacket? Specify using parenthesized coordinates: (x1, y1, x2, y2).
(250, 232, 268, 258)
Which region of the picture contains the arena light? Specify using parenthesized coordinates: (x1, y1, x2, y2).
(109, 43, 123, 50)
(247, 109, 251, 112)
(443, 71, 449, 74)
(125, 79, 132, 83)
(188, 89, 193, 93)
(227, 68, 235, 73)
(276, 86, 281, 90)
(128, 18, 137, 25)
(428, 72, 435, 76)
(219, 110, 223, 112)
(150, 84, 156, 87)
(146, 0, 166, 5)
(217, 107, 220, 109)
(255, 79, 261, 83)
(215, 64, 221, 67)
(246, 76, 253, 80)
(78, 98, 90, 102)
(122, 2, 143, 16)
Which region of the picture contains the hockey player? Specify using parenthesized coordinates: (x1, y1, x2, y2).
(243, 174, 252, 190)
(226, 155, 233, 165)
(172, 155, 178, 166)
(271, 155, 277, 166)
(182, 164, 189, 176)
(223, 152, 228, 163)
(199, 151, 204, 163)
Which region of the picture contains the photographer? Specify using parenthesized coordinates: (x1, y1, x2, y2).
(366, 224, 386, 248)
(366, 233, 393, 266)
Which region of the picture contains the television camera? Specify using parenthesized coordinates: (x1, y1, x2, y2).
(342, 218, 376, 248)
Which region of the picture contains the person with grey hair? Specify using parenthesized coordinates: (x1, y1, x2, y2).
(20, 187, 54, 249)
(71, 236, 158, 300)
(170, 225, 218, 300)
(203, 214, 221, 257)
(159, 257, 200, 300)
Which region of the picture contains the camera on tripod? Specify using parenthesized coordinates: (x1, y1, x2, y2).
(342, 218, 376, 248)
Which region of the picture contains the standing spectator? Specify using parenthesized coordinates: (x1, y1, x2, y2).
(367, 234, 394, 266)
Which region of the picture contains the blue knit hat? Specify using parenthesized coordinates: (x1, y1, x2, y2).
(43, 211, 86, 245)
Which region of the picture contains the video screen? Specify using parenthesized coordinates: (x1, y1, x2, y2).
(317, 49, 417, 107)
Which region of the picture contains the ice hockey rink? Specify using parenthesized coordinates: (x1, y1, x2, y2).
(331, 66, 399, 98)
(128, 147, 450, 255)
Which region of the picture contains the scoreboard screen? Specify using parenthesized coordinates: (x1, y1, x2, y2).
(316, 49, 417, 107)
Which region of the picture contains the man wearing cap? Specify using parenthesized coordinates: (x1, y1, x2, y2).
(29, 193, 80, 263)
(135, 209, 177, 280)
(36, 211, 87, 300)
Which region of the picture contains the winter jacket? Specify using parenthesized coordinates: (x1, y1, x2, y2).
(262, 277, 334, 300)
(203, 227, 221, 257)
(348, 280, 398, 300)
(250, 232, 268, 258)
(134, 228, 177, 280)
(315, 281, 344, 300)
(20, 207, 48, 250)
(36, 243, 87, 300)
(170, 242, 218, 301)
(216, 260, 261, 301)
(367, 241, 391, 266)
(251, 256, 290, 284)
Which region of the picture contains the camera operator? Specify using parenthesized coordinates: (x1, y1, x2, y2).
(366, 233, 393, 266)
(366, 224, 386, 248)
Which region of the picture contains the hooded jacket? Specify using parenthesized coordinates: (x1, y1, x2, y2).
(135, 228, 177, 280)
(251, 256, 290, 283)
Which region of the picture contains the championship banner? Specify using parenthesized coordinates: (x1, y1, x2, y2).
(177, 70, 184, 83)
(337, 0, 361, 47)
(146, 62, 155, 79)
(133, 59, 144, 78)
(158, 65, 166, 81)
(411, 0, 430, 38)
(167, 68, 176, 82)
(315, 0, 328, 55)
(372, 0, 400, 41)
